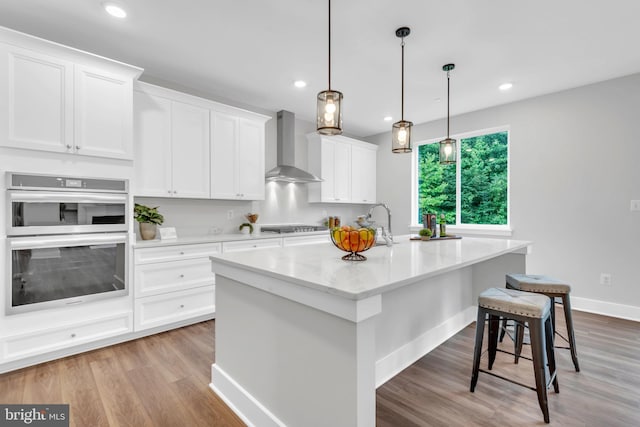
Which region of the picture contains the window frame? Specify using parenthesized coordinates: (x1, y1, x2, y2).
(410, 125, 512, 236)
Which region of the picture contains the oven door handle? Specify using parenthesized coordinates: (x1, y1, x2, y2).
(7, 190, 128, 204)
(8, 233, 128, 250)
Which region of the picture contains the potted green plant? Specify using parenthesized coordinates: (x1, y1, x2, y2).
(134, 203, 164, 240)
(419, 228, 432, 241)
(239, 222, 254, 235)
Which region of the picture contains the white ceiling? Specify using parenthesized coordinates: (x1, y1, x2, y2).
(1, 0, 639, 137)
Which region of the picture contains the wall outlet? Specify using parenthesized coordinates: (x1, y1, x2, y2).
(227, 210, 234, 220)
(600, 273, 612, 287)
(631, 200, 640, 211)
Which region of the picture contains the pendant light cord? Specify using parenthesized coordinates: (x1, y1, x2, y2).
(328, 0, 332, 91)
(446, 69, 450, 138)
(401, 38, 405, 121)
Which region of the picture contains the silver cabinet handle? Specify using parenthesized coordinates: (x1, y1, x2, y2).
(75, 145, 80, 150)
(167, 190, 172, 194)
(70, 333, 76, 338)
(179, 304, 184, 308)
(173, 190, 177, 194)
(179, 251, 185, 255)
(66, 144, 72, 149)
(179, 274, 184, 278)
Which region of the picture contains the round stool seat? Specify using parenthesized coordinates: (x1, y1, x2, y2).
(479, 288, 551, 319)
(506, 274, 571, 294)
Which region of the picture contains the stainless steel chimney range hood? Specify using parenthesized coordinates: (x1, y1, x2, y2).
(265, 110, 323, 183)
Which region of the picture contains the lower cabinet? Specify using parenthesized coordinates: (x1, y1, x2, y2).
(1, 313, 132, 362)
(134, 286, 215, 331)
(133, 242, 221, 332)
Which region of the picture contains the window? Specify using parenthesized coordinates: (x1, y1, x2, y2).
(413, 127, 509, 230)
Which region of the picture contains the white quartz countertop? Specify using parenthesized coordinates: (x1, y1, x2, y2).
(133, 230, 327, 248)
(209, 236, 531, 300)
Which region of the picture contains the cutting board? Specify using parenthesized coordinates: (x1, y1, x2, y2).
(410, 235, 462, 241)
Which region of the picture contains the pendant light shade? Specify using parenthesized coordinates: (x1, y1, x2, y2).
(317, 0, 343, 135)
(439, 63, 456, 164)
(392, 27, 413, 153)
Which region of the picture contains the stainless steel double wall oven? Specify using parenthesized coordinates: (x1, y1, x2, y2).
(6, 173, 129, 314)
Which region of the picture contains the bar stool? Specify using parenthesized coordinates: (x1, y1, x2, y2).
(471, 287, 559, 424)
(501, 274, 580, 372)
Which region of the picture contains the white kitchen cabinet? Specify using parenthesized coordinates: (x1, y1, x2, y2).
(221, 238, 282, 252)
(307, 133, 377, 204)
(0, 45, 73, 154)
(210, 110, 269, 200)
(134, 83, 210, 198)
(135, 286, 215, 332)
(0, 29, 141, 159)
(133, 242, 220, 331)
(282, 234, 329, 246)
(73, 65, 134, 159)
(1, 313, 131, 362)
(351, 142, 377, 204)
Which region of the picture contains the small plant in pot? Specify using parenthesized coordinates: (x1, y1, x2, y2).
(134, 203, 164, 240)
(419, 228, 432, 241)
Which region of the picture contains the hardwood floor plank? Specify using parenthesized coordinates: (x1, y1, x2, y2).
(90, 356, 154, 426)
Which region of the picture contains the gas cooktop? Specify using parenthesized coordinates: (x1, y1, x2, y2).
(260, 225, 328, 234)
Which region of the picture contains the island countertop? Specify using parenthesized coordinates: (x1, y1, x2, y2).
(209, 236, 531, 300)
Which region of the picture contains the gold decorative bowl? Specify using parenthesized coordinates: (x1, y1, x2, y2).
(330, 226, 376, 261)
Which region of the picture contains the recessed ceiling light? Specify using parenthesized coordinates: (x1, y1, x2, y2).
(499, 82, 513, 91)
(293, 80, 307, 88)
(103, 2, 127, 18)
(383, 116, 393, 122)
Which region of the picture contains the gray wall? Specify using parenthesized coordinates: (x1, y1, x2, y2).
(366, 73, 640, 312)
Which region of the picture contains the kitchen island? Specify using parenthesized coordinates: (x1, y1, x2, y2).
(209, 236, 530, 427)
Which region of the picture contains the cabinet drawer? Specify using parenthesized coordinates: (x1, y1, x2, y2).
(135, 242, 221, 264)
(2, 313, 131, 361)
(135, 258, 214, 298)
(282, 234, 329, 247)
(222, 238, 282, 253)
(134, 286, 215, 331)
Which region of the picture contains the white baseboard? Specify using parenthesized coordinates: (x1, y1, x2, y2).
(210, 364, 286, 427)
(375, 305, 477, 388)
(571, 297, 640, 322)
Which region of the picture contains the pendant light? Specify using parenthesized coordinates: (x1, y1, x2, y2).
(317, 0, 343, 135)
(392, 27, 413, 153)
(439, 63, 456, 164)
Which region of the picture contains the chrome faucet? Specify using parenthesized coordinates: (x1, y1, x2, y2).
(367, 203, 393, 246)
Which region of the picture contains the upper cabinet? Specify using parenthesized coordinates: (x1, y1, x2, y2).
(0, 27, 142, 159)
(134, 82, 270, 200)
(210, 110, 269, 200)
(134, 83, 210, 198)
(307, 134, 378, 204)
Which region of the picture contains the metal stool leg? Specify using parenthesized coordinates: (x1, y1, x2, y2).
(562, 294, 580, 372)
(470, 308, 486, 392)
(488, 314, 500, 370)
(545, 315, 559, 393)
(529, 318, 550, 424)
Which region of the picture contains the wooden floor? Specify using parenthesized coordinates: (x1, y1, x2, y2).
(1, 309, 638, 426)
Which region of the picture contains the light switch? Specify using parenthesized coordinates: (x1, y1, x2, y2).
(631, 200, 640, 211)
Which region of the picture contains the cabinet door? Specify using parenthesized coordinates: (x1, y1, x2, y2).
(210, 112, 239, 199)
(0, 44, 73, 153)
(237, 118, 265, 200)
(333, 140, 352, 202)
(133, 91, 172, 196)
(74, 65, 133, 159)
(351, 144, 377, 204)
(319, 138, 337, 201)
(171, 100, 210, 198)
